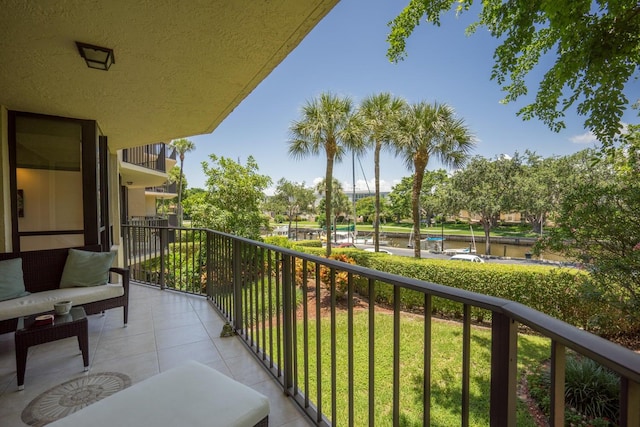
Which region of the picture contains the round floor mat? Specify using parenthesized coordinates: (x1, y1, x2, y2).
(21, 372, 131, 426)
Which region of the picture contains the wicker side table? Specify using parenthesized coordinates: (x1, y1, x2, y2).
(15, 306, 89, 390)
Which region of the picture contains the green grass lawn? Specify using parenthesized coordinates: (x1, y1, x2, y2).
(292, 310, 549, 426)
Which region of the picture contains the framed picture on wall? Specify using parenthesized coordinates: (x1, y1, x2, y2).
(17, 189, 24, 217)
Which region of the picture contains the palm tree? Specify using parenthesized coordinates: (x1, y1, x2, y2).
(315, 178, 351, 244)
(359, 93, 406, 252)
(169, 138, 195, 226)
(396, 101, 475, 258)
(288, 92, 364, 256)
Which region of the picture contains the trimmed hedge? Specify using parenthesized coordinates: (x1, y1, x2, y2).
(262, 238, 629, 336)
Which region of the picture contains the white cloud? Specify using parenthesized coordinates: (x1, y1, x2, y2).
(569, 131, 598, 144)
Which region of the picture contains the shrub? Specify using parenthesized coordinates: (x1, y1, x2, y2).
(319, 253, 357, 298)
(527, 354, 619, 426)
(264, 241, 633, 336)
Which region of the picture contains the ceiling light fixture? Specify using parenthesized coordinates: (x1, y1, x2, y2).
(75, 42, 115, 71)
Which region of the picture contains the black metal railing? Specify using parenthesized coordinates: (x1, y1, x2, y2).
(145, 182, 178, 195)
(122, 143, 167, 172)
(121, 224, 640, 426)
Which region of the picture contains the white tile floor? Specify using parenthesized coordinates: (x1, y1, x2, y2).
(0, 284, 314, 426)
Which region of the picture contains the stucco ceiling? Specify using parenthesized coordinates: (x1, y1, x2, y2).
(0, 0, 338, 152)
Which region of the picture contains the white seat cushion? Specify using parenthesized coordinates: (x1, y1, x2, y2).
(48, 360, 270, 427)
(0, 284, 123, 321)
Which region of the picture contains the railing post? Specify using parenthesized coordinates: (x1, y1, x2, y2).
(282, 253, 294, 395)
(490, 312, 517, 427)
(550, 341, 566, 426)
(159, 227, 166, 290)
(620, 378, 640, 426)
(232, 239, 243, 332)
(206, 231, 213, 300)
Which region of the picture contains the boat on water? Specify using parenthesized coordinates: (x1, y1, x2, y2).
(320, 230, 355, 245)
(443, 246, 476, 255)
(407, 230, 444, 250)
(321, 230, 390, 246)
(443, 226, 477, 255)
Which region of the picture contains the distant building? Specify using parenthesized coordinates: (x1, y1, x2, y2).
(346, 189, 390, 203)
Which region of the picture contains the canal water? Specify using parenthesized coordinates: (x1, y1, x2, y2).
(291, 229, 568, 261)
(389, 236, 567, 261)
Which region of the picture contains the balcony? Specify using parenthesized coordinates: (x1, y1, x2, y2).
(122, 144, 168, 173)
(0, 283, 311, 426)
(146, 182, 178, 199)
(121, 225, 640, 426)
(121, 144, 173, 189)
(1, 224, 638, 426)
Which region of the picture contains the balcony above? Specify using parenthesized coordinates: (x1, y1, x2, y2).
(121, 144, 170, 188)
(146, 183, 178, 199)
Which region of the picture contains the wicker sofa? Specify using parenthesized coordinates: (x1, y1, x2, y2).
(0, 245, 129, 334)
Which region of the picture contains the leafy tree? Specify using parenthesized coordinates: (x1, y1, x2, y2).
(387, 0, 640, 145)
(536, 128, 640, 326)
(418, 169, 449, 226)
(288, 92, 365, 256)
(388, 177, 413, 222)
(169, 138, 195, 226)
(355, 196, 391, 224)
(360, 92, 406, 251)
(197, 155, 271, 239)
(181, 188, 206, 221)
(269, 178, 316, 237)
(388, 172, 449, 225)
(395, 101, 475, 258)
(446, 155, 520, 254)
(513, 151, 587, 234)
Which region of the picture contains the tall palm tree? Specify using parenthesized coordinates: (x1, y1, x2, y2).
(396, 101, 475, 258)
(169, 138, 195, 226)
(288, 92, 364, 256)
(359, 93, 406, 252)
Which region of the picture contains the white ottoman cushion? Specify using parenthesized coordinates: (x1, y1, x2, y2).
(48, 360, 270, 427)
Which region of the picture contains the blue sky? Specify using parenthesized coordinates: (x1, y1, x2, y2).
(185, 0, 638, 193)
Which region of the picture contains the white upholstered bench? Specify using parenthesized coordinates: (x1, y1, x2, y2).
(48, 360, 270, 427)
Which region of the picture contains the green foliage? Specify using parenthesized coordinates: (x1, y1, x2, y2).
(197, 155, 271, 239)
(387, 176, 413, 222)
(395, 101, 475, 257)
(266, 178, 316, 231)
(288, 92, 365, 257)
(513, 151, 574, 234)
(536, 133, 640, 329)
(360, 92, 407, 251)
(387, 0, 640, 145)
(293, 239, 323, 248)
(169, 138, 196, 226)
(388, 171, 449, 224)
(527, 354, 620, 426)
(265, 239, 635, 336)
(445, 154, 522, 253)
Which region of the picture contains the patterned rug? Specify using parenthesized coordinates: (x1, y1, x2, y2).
(21, 372, 131, 426)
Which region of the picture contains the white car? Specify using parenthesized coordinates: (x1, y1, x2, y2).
(364, 248, 392, 255)
(450, 254, 485, 263)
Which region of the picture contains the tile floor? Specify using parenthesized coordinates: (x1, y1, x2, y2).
(0, 283, 314, 426)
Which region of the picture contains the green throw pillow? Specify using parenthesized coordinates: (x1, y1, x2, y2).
(60, 249, 115, 288)
(0, 258, 30, 301)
